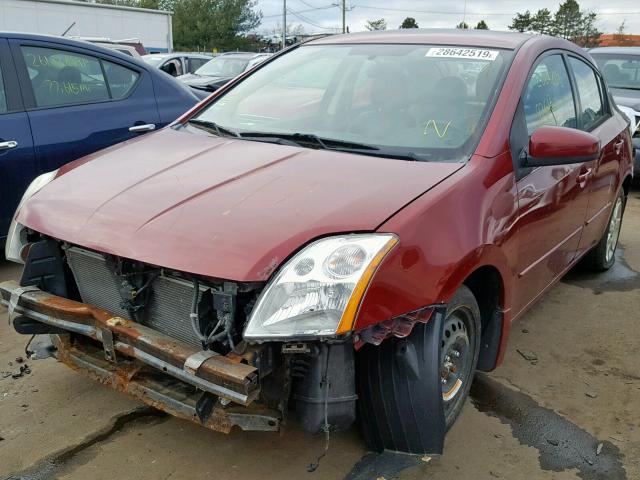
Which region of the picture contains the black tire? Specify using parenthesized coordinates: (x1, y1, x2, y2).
(584, 189, 626, 271)
(357, 285, 481, 453)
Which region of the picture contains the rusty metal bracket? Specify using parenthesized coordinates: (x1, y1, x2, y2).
(0, 280, 259, 406)
(7, 286, 40, 323)
(101, 328, 117, 363)
(184, 350, 218, 375)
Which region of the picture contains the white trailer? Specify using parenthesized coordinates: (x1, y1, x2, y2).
(0, 0, 173, 52)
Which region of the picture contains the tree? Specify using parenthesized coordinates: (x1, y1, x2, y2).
(399, 17, 418, 29)
(577, 11, 601, 47)
(271, 22, 305, 37)
(474, 20, 489, 30)
(551, 0, 600, 47)
(365, 19, 387, 31)
(170, 0, 263, 51)
(509, 1, 600, 48)
(456, 21, 469, 30)
(508, 10, 532, 32)
(613, 20, 635, 46)
(553, 0, 581, 39)
(94, 0, 262, 51)
(530, 8, 553, 35)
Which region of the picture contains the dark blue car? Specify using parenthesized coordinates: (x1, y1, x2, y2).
(0, 33, 199, 245)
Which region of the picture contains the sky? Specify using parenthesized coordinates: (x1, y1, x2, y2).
(255, 0, 640, 36)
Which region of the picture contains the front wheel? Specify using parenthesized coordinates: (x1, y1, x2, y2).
(357, 285, 481, 453)
(584, 190, 626, 271)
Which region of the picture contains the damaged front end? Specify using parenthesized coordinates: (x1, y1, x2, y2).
(1, 238, 361, 435)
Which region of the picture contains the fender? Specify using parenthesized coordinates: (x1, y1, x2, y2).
(355, 150, 519, 333)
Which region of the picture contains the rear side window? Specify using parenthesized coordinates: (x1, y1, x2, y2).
(0, 61, 7, 113)
(20, 46, 140, 107)
(523, 55, 576, 135)
(568, 57, 606, 131)
(21, 46, 109, 107)
(103, 61, 139, 99)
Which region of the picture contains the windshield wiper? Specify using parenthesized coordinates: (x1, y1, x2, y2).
(237, 135, 305, 148)
(609, 85, 640, 91)
(238, 132, 380, 152)
(186, 119, 240, 138)
(236, 131, 438, 161)
(185, 125, 432, 161)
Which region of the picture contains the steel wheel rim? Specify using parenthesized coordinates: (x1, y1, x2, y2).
(605, 197, 623, 263)
(440, 309, 473, 416)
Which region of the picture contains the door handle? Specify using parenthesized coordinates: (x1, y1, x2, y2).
(614, 140, 624, 155)
(577, 167, 592, 185)
(0, 140, 18, 151)
(129, 123, 156, 133)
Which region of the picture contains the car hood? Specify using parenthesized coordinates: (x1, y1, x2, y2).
(18, 127, 463, 281)
(611, 88, 640, 110)
(179, 73, 230, 88)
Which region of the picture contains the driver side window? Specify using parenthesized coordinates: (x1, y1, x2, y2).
(523, 55, 577, 135)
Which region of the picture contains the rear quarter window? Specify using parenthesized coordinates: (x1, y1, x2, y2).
(103, 61, 139, 99)
(0, 61, 7, 113)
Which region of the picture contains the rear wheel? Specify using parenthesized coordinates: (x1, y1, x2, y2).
(357, 285, 481, 453)
(584, 190, 626, 271)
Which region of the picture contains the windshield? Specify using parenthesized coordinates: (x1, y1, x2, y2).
(195, 57, 250, 77)
(592, 53, 640, 90)
(191, 44, 512, 162)
(142, 55, 168, 67)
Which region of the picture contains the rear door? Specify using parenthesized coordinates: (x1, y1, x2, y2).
(0, 38, 36, 239)
(510, 52, 592, 317)
(566, 55, 625, 256)
(9, 39, 160, 174)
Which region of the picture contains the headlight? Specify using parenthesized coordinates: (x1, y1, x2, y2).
(243, 234, 398, 340)
(5, 170, 58, 263)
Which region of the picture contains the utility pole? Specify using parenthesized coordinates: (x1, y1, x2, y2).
(341, 0, 346, 33)
(282, 0, 286, 50)
(462, 0, 467, 28)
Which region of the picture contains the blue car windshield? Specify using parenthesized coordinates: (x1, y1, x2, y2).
(192, 44, 513, 162)
(592, 53, 640, 90)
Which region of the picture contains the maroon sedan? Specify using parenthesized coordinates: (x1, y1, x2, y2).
(2, 30, 633, 455)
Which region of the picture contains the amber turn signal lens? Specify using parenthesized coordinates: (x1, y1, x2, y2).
(335, 236, 399, 334)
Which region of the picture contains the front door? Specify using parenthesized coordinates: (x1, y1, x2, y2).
(511, 53, 593, 317)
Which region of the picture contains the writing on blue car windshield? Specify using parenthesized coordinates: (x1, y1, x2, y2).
(190, 44, 512, 162)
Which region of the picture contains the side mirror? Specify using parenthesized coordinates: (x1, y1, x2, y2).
(522, 126, 600, 167)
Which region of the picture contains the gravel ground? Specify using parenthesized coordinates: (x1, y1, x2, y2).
(1, 192, 638, 480)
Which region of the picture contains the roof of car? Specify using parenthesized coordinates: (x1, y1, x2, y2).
(590, 46, 640, 55)
(307, 29, 534, 49)
(0, 31, 146, 62)
(144, 52, 212, 58)
(211, 52, 268, 60)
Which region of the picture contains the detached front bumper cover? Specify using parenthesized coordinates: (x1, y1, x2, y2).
(0, 280, 279, 433)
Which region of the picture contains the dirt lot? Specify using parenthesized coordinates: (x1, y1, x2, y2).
(1, 193, 639, 480)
